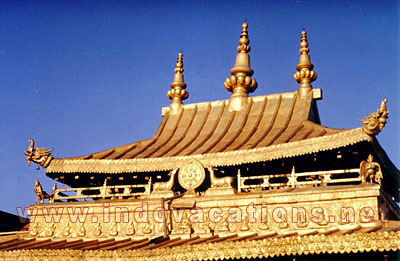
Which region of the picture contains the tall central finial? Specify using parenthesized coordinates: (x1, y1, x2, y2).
(167, 52, 188, 114)
(237, 22, 250, 53)
(224, 22, 257, 111)
(293, 30, 317, 97)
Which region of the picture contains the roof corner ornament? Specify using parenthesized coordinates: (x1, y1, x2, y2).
(361, 99, 389, 136)
(23, 139, 54, 169)
(224, 22, 257, 111)
(360, 154, 383, 185)
(293, 29, 317, 98)
(167, 52, 188, 114)
(34, 179, 56, 204)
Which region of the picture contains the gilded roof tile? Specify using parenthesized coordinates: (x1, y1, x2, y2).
(1, 221, 400, 258)
(45, 89, 374, 174)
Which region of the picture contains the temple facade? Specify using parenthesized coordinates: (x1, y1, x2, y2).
(1, 23, 399, 260)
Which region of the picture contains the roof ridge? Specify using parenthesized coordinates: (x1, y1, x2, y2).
(161, 89, 322, 116)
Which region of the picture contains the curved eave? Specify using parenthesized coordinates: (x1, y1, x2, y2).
(1, 222, 400, 259)
(46, 127, 371, 174)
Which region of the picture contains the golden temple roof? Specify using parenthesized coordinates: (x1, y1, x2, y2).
(79, 90, 325, 159)
(46, 88, 375, 174)
(24, 25, 389, 175)
(15, 24, 400, 261)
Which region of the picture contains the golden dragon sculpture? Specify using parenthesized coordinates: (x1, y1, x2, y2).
(360, 99, 389, 136)
(23, 139, 54, 168)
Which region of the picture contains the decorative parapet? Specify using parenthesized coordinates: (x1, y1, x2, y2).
(361, 99, 389, 136)
(23, 139, 53, 168)
(25, 183, 381, 240)
(51, 180, 151, 202)
(239, 168, 361, 192)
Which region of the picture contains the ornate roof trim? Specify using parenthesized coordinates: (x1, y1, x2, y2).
(46, 127, 370, 174)
(1, 229, 399, 260)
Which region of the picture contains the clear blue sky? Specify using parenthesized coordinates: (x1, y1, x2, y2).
(0, 0, 399, 214)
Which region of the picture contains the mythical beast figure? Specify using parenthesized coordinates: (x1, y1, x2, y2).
(360, 154, 383, 185)
(23, 139, 53, 168)
(34, 179, 53, 204)
(361, 99, 389, 136)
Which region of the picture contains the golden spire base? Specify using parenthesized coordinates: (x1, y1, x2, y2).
(167, 52, 189, 114)
(228, 89, 249, 112)
(293, 30, 317, 97)
(224, 22, 257, 111)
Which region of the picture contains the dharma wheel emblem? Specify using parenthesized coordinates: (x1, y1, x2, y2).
(178, 160, 206, 193)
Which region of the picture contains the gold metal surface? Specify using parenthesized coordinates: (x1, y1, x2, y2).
(44, 96, 392, 174)
(239, 168, 361, 192)
(167, 52, 188, 114)
(224, 22, 257, 111)
(24, 183, 383, 239)
(293, 30, 317, 97)
(46, 127, 369, 173)
(361, 98, 389, 135)
(6, 168, 400, 258)
(46, 166, 368, 202)
(1, 229, 399, 260)
(46, 89, 375, 173)
(52, 180, 151, 201)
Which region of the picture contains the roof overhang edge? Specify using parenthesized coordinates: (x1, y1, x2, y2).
(46, 127, 370, 174)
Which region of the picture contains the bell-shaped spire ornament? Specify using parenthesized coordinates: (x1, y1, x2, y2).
(293, 30, 317, 97)
(224, 22, 257, 111)
(167, 52, 189, 114)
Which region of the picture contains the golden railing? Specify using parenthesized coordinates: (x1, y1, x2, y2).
(237, 168, 361, 192)
(51, 179, 151, 202)
(46, 168, 362, 202)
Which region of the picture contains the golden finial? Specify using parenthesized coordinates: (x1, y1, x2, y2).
(224, 22, 257, 111)
(167, 52, 188, 113)
(293, 29, 317, 97)
(237, 22, 250, 53)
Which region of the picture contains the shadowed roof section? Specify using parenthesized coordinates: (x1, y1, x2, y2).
(46, 89, 373, 174)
